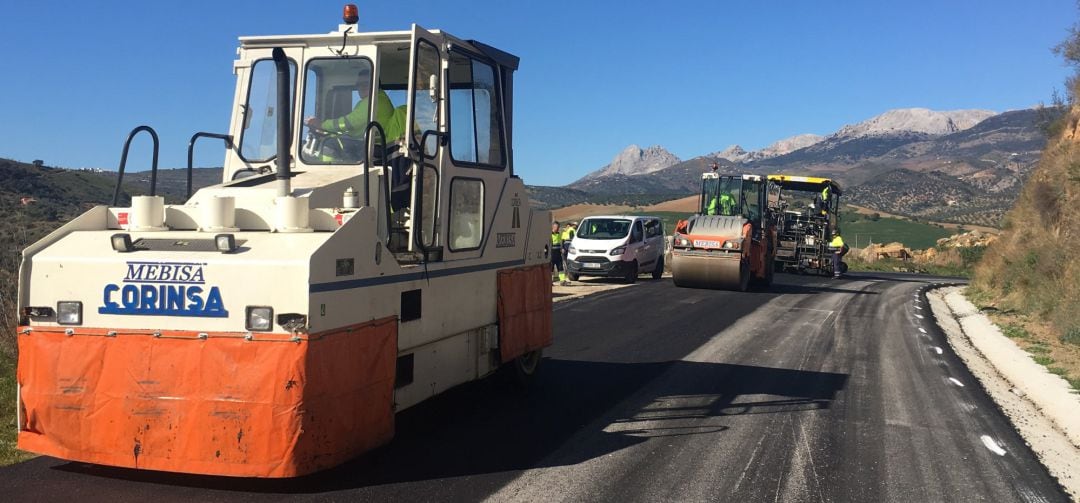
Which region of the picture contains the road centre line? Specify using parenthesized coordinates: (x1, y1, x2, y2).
(949, 377, 965, 387)
(934, 347, 944, 355)
(980, 435, 1008, 456)
(919, 327, 927, 334)
(915, 314, 924, 319)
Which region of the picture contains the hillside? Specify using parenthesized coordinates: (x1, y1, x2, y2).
(972, 104, 1080, 341)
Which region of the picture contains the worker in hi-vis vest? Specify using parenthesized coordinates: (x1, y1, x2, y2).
(829, 232, 847, 278)
(551, 221, 568, 285)
(304, 69, 407, 162)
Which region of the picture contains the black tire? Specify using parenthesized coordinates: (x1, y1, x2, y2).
(762, 259, 774, 287)
(567, 271, 579, 281)
(502, 349, 542, 389)
(651, 256, 664, 279)
(840, 261, 849, 274)
(737, 259, 750, 292)
(624, 261, 638, 284)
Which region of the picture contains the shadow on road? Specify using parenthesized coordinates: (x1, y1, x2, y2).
(51, 359, 848, 496)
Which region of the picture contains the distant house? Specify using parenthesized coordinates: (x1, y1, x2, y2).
(32, 160, 44, 167)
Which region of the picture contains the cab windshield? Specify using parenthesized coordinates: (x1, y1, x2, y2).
(299, 57, 376, 165)
(701, 176, 743, 216)
(577, 218, 632, 240)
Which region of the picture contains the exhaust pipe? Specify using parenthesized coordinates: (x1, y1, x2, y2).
(272, 47, 292, 197)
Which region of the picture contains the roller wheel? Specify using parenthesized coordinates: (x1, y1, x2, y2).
(502, 349, 542, 389)
(624, 261, 638, 284)
(652, 256, 664, 279)
(840, 261, 849, 274)
(568, 271, 579, 281)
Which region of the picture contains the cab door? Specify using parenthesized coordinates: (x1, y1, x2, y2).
(405, 25, 444, 255)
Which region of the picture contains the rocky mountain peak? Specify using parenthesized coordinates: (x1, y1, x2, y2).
(833, 108, 996, 139)
(576, 144, 681, 183)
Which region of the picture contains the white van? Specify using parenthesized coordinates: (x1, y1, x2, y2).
(566, 215, 665, 283)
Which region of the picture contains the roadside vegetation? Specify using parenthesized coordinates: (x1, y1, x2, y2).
(840, 208, 953, 250)
(968, 21, 1080, 391)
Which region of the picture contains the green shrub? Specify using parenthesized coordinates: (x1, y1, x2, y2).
(1000, 323, 1029, 339)
(1027, 344, 1051, 354)
(1062, 327, 1080, 346)
(1033, 355, 1055, 365)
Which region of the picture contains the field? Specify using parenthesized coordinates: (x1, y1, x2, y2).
(841, 211, 953, 250)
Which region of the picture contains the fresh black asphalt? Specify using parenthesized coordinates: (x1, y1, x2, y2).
(0, 273, 1068, 501)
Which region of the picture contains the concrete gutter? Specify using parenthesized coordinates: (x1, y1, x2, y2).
(929, 286, 1080, 498)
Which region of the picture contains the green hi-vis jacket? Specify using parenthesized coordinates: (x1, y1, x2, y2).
(321, 90, 407, 143)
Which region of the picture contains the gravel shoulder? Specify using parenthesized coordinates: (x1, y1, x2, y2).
(929, 286, 1080, 500)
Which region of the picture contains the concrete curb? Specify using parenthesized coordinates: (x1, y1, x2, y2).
(936, 287, 1080, 448)
(929, 286, 1080, 499)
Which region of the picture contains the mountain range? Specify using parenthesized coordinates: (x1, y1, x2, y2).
(528, 107, 1054, 227)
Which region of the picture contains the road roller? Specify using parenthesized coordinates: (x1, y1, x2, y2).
(15, 6, 552, 478)
(671, 171, 776, 291)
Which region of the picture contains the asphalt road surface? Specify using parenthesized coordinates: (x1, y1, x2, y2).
(0, 272, 1068, 502)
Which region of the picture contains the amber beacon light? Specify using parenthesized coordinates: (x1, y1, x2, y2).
(343, 4, 359, 24)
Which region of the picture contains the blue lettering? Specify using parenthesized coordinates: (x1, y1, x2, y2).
(101, 263, 225, 317)
(121, 285, 139, 309)
(204, 287, 225, 315)
(102, 284, 119, 309)
(166, 285, 185, 311)
(141, 285, 159, 310)
(186, 286, 204, 311)
(125, 263, 145, 281)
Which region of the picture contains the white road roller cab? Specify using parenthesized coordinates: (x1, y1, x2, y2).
(15, 5, 552, 478)
(565, 215, 665, 283)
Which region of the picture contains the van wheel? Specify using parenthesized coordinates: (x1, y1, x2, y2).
(651, 256, 664, 279)
(567, 271, 579, 281)
(624, 261, 638, 284)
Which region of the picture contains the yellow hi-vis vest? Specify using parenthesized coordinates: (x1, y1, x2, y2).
(551, 231, 563, 246)
(830, 235, 844, 248)
(561, 227, 575, 241)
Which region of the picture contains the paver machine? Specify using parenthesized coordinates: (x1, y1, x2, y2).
(766, 174, 844, 275)
(15, 5, 553, 478)
(671, 171, 776, 291)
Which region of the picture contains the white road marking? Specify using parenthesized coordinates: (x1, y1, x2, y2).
(949, 377, 965, 387)
(918, 327, 927, 334)
(915, 314, 924, 319)
(981, 435, 1007, 456)
(914, 305, 922, 310)
(934, 347, 943, 355)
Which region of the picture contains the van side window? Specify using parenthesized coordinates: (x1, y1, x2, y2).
(631, 221, 643, 243)
(644, 220, 661, 238)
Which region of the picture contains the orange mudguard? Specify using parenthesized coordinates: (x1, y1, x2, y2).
(17, 317, 397, 478)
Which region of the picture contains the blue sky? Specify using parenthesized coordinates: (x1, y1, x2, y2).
(0, 0, 1074, 186)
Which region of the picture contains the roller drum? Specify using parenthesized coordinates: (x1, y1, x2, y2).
(671, 253, 746, 291)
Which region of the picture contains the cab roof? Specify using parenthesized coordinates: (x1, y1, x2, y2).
(767, 174, 843, 195)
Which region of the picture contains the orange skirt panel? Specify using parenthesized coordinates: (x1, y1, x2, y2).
(17, 317, 397, 478)
(497, 264, 553, 362)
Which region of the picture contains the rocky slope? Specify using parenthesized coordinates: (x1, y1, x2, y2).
(572, 145, 680, 186)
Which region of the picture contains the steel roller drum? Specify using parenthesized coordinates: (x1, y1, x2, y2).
(671, 253, 746, 290)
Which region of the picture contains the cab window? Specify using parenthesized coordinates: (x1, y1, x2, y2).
(448, 51, 505, 167)
(239, 58, 296, 162)
(298, 58, 375, 165)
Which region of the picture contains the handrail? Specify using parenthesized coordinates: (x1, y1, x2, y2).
(186, 132, 233, 199)
(112, 125, 160, 206)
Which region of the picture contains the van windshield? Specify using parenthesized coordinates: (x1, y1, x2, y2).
(577, 218, 631, 240)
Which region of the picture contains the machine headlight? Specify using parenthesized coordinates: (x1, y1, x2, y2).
(246, 306, 273, 331)
(215, 233, 238, 253)
(57, 301, 83, 326)
(674, 234, 690, 247)
(610, 246, 626, 256)
(567, 245, 576, 254)
(723, 240, 742, 250)
(110, 233, 134, 252)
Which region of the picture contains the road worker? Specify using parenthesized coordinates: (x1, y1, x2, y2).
(829, 232, 848, 278)
(551, 221, 567, 285)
